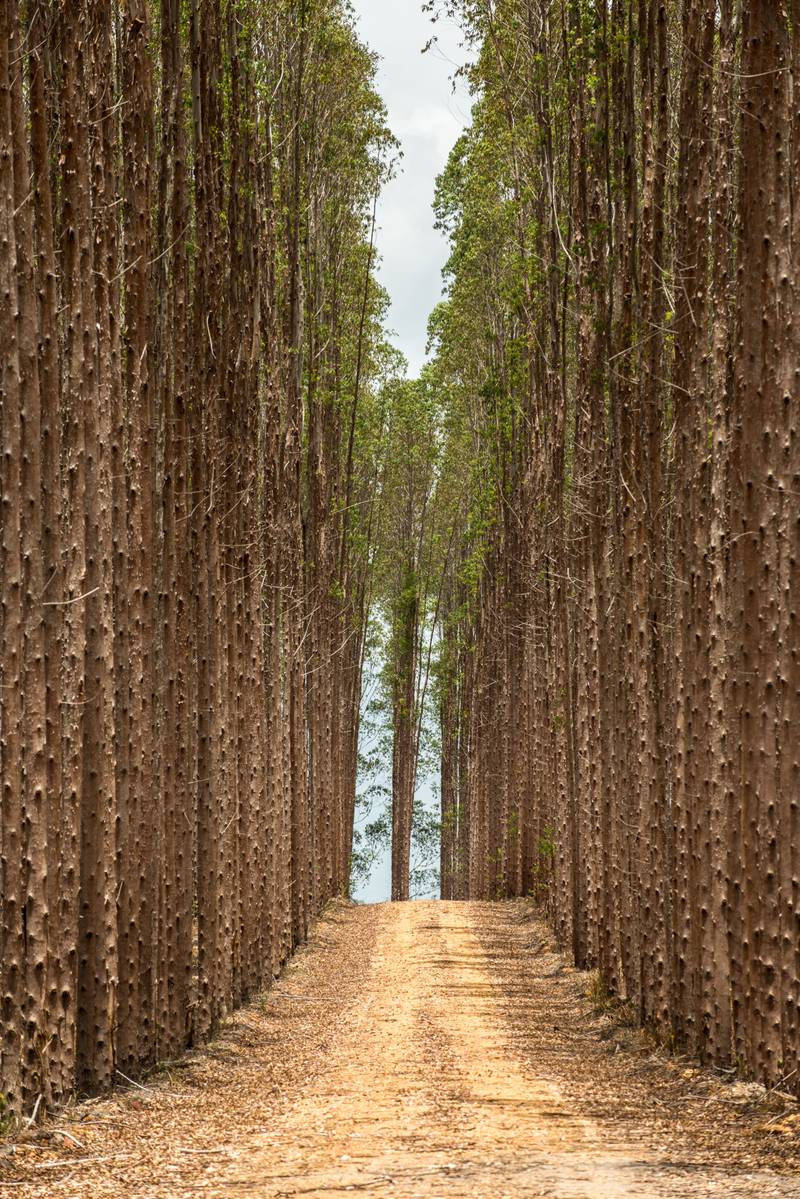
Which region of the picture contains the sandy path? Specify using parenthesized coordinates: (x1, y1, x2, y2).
(3, 902, 799, 1197)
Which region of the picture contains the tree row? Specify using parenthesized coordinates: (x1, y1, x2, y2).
(428, 0, 799, 1092)
(0, 0, 392, 1114)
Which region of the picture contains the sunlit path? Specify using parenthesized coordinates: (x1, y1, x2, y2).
(5, 904, 799, 1198)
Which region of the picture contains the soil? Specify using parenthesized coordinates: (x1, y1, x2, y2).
(3, 901, 799, 1197)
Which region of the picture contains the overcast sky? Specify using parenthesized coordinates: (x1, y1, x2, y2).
(350, 0, 470, 376)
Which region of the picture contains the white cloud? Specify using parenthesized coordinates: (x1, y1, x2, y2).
(350, 0, 469, 376)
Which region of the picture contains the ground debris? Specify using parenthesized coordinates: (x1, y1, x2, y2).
(2, 902, 798, 1198)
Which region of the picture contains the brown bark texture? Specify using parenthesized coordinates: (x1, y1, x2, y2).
(0, 0, 381, 1115)
(436, 0, 800, 1096)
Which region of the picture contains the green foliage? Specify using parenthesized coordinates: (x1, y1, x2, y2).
(0, 1092, 13, 1136)
(350, 797, 392, 896)
(507, 810, 519, 847)
(351, 644, 442, 899)
(537, 826, 556, 862)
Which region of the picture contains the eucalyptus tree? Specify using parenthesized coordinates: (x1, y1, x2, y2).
(370, 378, 438, 900)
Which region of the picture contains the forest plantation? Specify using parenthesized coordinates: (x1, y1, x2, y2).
(1, 1, 800, 1195)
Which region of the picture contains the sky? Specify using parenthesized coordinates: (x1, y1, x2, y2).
(348, 1, 470, 902)
(350, 0, 470, 376)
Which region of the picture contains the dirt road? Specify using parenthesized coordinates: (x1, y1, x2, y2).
(4, 902, 799, 1197)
